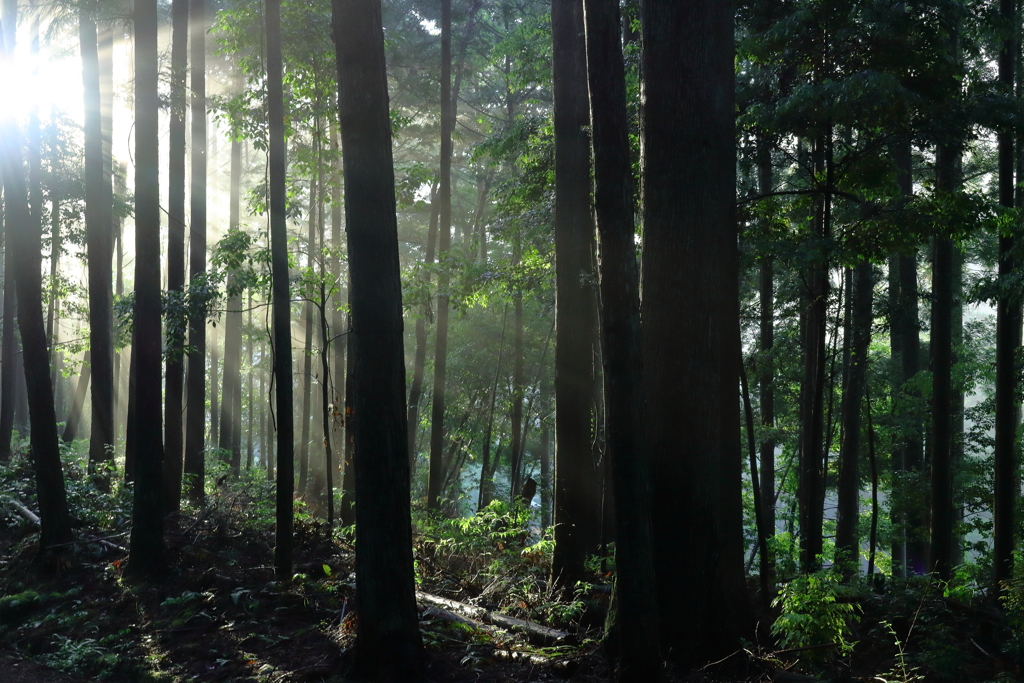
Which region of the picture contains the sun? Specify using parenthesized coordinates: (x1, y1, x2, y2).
(1, 25, 85, 129)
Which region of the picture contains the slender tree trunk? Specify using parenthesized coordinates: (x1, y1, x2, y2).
(220, 281, 242, 474)
(126, 0, 164, 577)
(0, 227, 18, 460)
(407, 185, 439, 474)
(583, 0, 661, 676)
(334, 0, 424, 673)
(266, 0, 294, 578)
(478, 304, 508, 510)
(0, 15, 74, 550)
(836, 262, 873, 573)
(247, 292, 254, 470)
(184, 0, 208, 504)
(164, 0, 188, 512)
(757, 142, 775, 585)
(551, 0, 601, 589)
(508, 250, 525, 498)
(340, 314, 355, 526)
(427, 0, 454, 512)
(298, 175, 317, 493)
(640, 0, 752, 660)
(210, 325, 220, 448)
(81, 12, 115, 488)
(539, 422, 550, 526)
(62, 352, 90, 443)
(124, 329, 138, 480)
(330, 125, 345, 486)
(994, 0, 1019, 587)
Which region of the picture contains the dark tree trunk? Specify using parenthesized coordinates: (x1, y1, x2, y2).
(0, 233, 18, 461)
(334, 0, 424, 674)
(551, 0, 601, 590)
(478, 304, 508, 510)
(340, 316, 355, 527)
(62, 352, 90, 443)
(836, 262, 873, 572)
(583, 0, 662, 677)
(220, 281, 242, 474)
(330, 126, 345, 486)
(994, 0, 1019, 587)
(81, 13, 115, 489)
(266, 0, 294, 578)
(319, 282, 335, 525)
(799, 136, 829, 574)
(640, 0, 752, 661)
(247, 292, 254, 470)
(210, 324, 220, 448)
(508, 264, 525, 499)
(427, 0, 454, 512)
(757, 142, 775, 585)
(0, 21, 74, 550)
(164, 0, 187, 513)
(184, 0, 208, 505)
(124, 332, 138, 481)
(126, 0, 165, 578)
(407, 185, 439, 475)
(899, 249, 926, 575)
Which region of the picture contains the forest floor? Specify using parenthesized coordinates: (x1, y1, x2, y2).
(0, 458, 1022, 682)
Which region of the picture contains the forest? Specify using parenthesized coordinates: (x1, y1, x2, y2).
(1, 0, 1024, 681)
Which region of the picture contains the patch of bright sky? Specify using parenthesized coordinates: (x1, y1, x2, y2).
(419, 18, 441, 36)
(1, 27, 84, 128)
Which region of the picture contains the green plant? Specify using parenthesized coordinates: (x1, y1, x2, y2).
(880, 620, 924, 683)
(771, 569, 861, 662)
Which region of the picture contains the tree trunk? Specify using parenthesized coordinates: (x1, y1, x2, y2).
(163, 0, 188, 513)
(427, 0, 454, 512)
(757, 142, 775, 585)
(210, 324, 220, 448)
(81, 12, 115, 489)
(62, 352, 90, 443)
(334, 0, 424, 674)
(247, 292, 254, 470)
(994, 0, 1019, 587)
(640, 0, 752, 661)
(836, 262, 873, 573)
(126, 0, 164, 577)
(266, 0, 294, 578)
(330, 126, 345, 486)
(583, 0, 661, 676)
(551, 0, 601, 590)
(508, 257, 525, 499)
(0, 16, 74, 550)
(184, 0, 208, 505)
(407, 185, 439, 475)
(340, 314, 355, 526)
(0, 229, 18, 460)
(298, 175, 317, 494)
(220, 280, 242, 474)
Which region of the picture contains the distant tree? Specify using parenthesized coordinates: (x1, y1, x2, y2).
(334, 0, 423, 675)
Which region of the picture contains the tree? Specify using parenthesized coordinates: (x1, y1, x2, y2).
(164, 0, 188, 513)
(582, 0, 661, 677)
(126, 0, 165, 578)
(184, 0, 208, 504)
(334, 0, 423, 675)
(641, 0, 752, 660)
(550, 0, 600, 590)
(0, 4, 74, 553)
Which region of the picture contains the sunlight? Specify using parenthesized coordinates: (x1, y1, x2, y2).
(0, 30, 84, 128)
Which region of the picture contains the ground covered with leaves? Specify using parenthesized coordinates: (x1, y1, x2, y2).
(0, 452, 1022, 682)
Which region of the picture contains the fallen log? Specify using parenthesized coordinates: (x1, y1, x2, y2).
(416, 590, 571, 646)
(2, 498, 41, 526)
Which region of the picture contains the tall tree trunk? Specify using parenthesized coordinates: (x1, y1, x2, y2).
(298, 174, 318, 493)
(247, 291, 254, 470)
(220, 280, 242, 474)
(329, 127, 345, 487)
(0, 218, 18, 460)
(334, 0, 424, 674)
(47, 186, 62, 418)
(757, 141, 775, 585)
(407, 185, 439, 474)
(124, 329, 138, 480)
(0, 11, 74, 550)
(478, 303, 508, 510)
(319, 280, 335, 525)
(339, 314, 355, 527)
(539, 421, 550, 527)
(62, 352, 90, 443)
(184, 0, 208, 504)
(551, 0, 601, 589)
(81, 12, 115, 488)
(266, 0, 294, 578)
(164, 0, 188, 512)
(994, 0, 1019, 587)
(583, 0, 661, 677)
(836, 262, 873, 573)
(427, 0, 454, 512)
(508, 249, 525, 499)
(210, 324, 220, 448)
(640, 0, 752, 660)
(126, 0, 164, 577)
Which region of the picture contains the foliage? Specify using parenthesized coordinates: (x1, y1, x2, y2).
(771, 569, 861, 661)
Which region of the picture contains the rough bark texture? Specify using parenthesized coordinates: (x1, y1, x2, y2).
(184, 0, 208, 505)
(640, 0, 752, 661)
(551, 0, 601, 590)
(126, 0, 165, 578)
(583, 0, 662, 677)
(757, 143, 775, 584)
(334, 0, 424, 675)
(266, 0, 294, 579)
(164, 0, 188, 513)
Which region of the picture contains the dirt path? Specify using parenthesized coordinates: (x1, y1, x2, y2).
(0, 655, 85, 683)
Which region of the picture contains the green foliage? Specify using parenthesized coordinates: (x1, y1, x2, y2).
(771, 569, 861, 661)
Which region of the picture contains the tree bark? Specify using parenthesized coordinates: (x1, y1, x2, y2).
(266, 0, 294, 578)
(757, 141, 775, 585)
(551, 0, 601, 590)
(583, 0, 662, 677)
(184, 0, 208, 505)
(0, 17, 74, 551)
(298, 174, 317, 493)
(994, 0, 1019, 587)
(836, 262, 873, 573)
(640, 0, 752, 660)
(163, 0, 188, 513)
(334, 0, 424, 674)
(81, 12, 115, 489)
